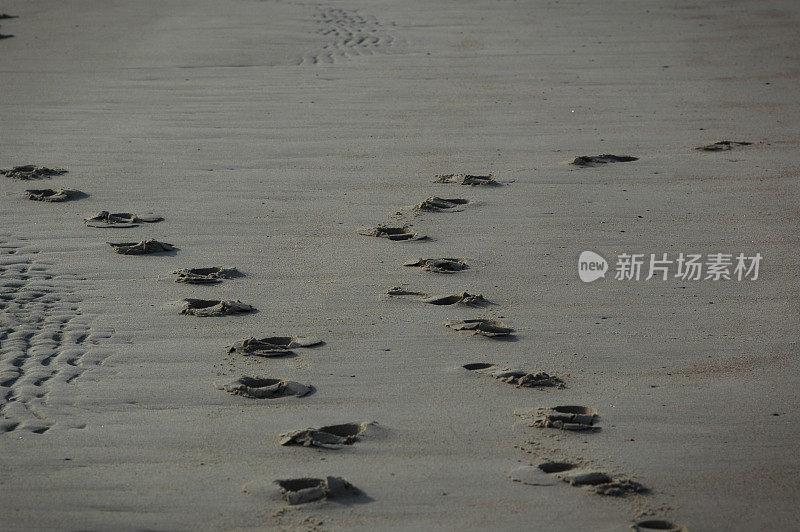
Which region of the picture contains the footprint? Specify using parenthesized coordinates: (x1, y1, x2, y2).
(463, 363, 564, 388)
(413, 196, 470, 212)
(444, 318, 514, 338)
(181, 299, 255, 317)
(216, 376, 313, 399)
(515, 461, 647, 497)
(531, 406, 599, 431)
(386, 287, 427, 297)
(280, 422, 374, 448)
(172, 267, 242, 284)
(388, 288, 488, 307)
(0, 166, 67, 180)
(359, 226, 426, 241)
(633, 520, 686, 531)
(404, 258, 468, 273)
(592, 478, 648, 496)
(84, 211, 163, 228)
(275, 476, 361, 505)
(25, 189, 87, 202)
(108, 239, 175, 255)
(434, 174, 500, 186)
(226, 335, 322, 357)
(424, 293, 488, 306)
(549, 465, 647, 496)
(571, 155, 638, 167)
(695, 140, 752, 152)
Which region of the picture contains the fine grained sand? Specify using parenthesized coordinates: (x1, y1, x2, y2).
(1, 0, 799, 530)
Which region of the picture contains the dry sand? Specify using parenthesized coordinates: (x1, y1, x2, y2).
(1, 0, 799, 530)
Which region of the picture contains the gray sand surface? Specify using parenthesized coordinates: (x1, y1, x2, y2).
(1, 1, 799, 530)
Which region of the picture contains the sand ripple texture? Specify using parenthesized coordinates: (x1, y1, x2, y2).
(297, 7, 399, 65)
(0, 236, 113, 434)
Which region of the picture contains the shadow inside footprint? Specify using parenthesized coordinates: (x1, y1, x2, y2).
(633, 520, 686, 531)
(404, 258, 468, 273)
(359, 226, 426, 241)
(25, 189, 88, 202)
(0, 421, 20, 433)
(462, 362, 494, 371)
(695, 140, 752, 152)
(434, 174, 500, 186)
(571, 155, 638, 167)
(226, 335, 322, 357)
(538, 462, 576, 474)
(532, 405, 599, 431)
(280, 422, 375, 448)
(84, 211, 163, 228)
(536, 461, 648, 497)
(108, 239, 176, 255)
(1, 165, 67, 180)
(173, 267, 242, 284)
(463, 363, 565, 388)
(444, 318, 514, 338)
(413, 196, 470, 212)
(181, 299, 255, 317)
(217, 376, 313, 399)
(275, 476, 365, 505)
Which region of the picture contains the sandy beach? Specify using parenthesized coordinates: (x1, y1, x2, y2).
(1, 0, 799, 530)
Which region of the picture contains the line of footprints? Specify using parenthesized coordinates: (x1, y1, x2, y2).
(357, 172, 674, 530)
(4, 148, 756, 530)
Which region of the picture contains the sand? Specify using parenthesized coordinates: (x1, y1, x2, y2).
(1, 0, 799, 530)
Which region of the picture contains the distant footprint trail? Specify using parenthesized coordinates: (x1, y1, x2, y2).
(298, 7, 398, 65)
